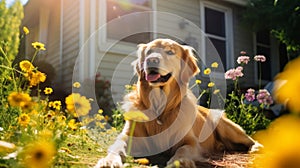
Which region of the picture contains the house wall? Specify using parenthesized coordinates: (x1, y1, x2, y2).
(90, 0, 258, 102)
(40, 0, 274, 102)
(59, 0, 80, 93)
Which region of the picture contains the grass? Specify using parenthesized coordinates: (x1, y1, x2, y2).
(53, 131, 256, 168)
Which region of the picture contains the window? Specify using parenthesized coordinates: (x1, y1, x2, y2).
(106, 0, 153, 44)
(99, 0, 155, 53)
(200, 2, 233, 69)
(255, 30, 272, 81)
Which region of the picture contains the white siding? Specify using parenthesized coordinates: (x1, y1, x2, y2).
(60, 0, 80, 92)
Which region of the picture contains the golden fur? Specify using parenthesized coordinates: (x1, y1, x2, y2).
(95, 39, 260, 168)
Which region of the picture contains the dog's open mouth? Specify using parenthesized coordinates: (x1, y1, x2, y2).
(145, 68, 172, 83)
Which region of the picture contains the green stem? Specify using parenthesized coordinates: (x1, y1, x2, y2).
(197, 90, 207, 101)
(0, 65, 23, 90)
(31, 50, 39, 63)
(258, 62, 262, 89)
(0, 46, 11, 64)
(126, 121, 136, 156)
(189, 83, 197, 90)
(207, 89, 211, 107)
(0, 65, 24, 75)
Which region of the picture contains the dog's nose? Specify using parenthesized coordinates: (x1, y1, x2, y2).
(146, 57, 160, 66)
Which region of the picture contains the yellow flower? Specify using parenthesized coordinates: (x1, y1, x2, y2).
(23, 26, 30, 35)
(73, 82, 81, 88)
(68, 119, 78, 131)
(173, 160, 181, 168)
(29, 110, 38, 115)
(123, 111, 149, 122)
(8, 92, 32, 107)
(22, 140, 56, 168)
(18, 113, 31, 127)
(98, 109, 104, 114)
(195, 79, 202, 84)
(213, 89, 220, 94)
(95, 114, 105, 121)
(134, 158, 149, 165)
(252, 115, 300, 168)
(111, 127, 117, 132)
(211, 62, 219, 68)
(36, 71, 46, 82)
(45, 111, 55, 120)
(39, 130, 53, 139)
(25, 71, 46, 87)
(125, 84, 136, 91)
(32, 42, 46, 51)
(48, 101, 54, 108)
(57, 115, 67, 125)
(207, 82, 215, 88)
(44, 87, 53, 95)
(51, 100, 61, 111)
(203, 68, 211, 75)
(19, 60, 34, 72)
(97, 122, 106, 129)
(65, 93, 91, 117)
(60, 147, 72, 154)
(21, 101, 35, 112)
(274, 56, 300, 113)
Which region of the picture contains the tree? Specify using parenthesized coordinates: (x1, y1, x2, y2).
(243, 0, 300, 59)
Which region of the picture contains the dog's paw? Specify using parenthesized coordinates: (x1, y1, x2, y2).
(167, 158, 196, 168)
(94, 153, 123, 168)
(249, 141, 264, 153)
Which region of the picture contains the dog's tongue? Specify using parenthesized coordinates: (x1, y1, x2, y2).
(146, 73, 161, 82)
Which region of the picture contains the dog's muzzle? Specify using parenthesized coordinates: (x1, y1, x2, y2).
(144, 58, 172, 83)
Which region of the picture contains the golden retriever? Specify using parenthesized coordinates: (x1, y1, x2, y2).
(95, 39, 260, 168)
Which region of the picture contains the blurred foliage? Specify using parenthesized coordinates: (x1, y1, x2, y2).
(0, 0, 24, 63)
(243, 0, 300, 58)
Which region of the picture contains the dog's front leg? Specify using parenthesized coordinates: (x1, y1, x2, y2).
(95, 122, 130, 168)
(167, 144, 204, 168)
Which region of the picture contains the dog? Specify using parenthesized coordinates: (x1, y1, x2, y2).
(95, 39, 260, 168)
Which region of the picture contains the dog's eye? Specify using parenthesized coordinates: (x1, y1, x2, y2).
(146, 49, 153, 55)
(166, 50, 175, 55)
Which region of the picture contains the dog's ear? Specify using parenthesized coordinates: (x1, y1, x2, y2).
(132, 44, 147, 76)
(180, 46, 200, 83)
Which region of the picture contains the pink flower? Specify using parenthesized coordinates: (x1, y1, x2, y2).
(236, 66, 243, 71)
(245, 88, 255, 102)
(237, 56, 250, 64)
(224, 67, 244, 80)
(240, 51, 247, 55)
(254, 55, 266, 62)
(225, 69, 236, 80)
(235, 66, 244, 78)
(256, 89, 273, 105)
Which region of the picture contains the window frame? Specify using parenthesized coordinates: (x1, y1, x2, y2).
(98, 0, 156, 54)
(253, 31, 276, 85)
(200, 1, 234, 71)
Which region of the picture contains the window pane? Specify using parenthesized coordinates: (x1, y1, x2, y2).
(256, 30, 270, 45)
(205, 7, 225, 37)
(209, 38, 226, 67)
(107, 0, 152, 43)
(257, 46, 271, 81)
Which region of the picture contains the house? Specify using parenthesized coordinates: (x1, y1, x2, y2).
(21, 0, 283, 106)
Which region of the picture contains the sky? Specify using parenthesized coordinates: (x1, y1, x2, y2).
(5, 0, 28, 7)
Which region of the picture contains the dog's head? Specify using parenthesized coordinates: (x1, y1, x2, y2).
(133, 39, 200, 87)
